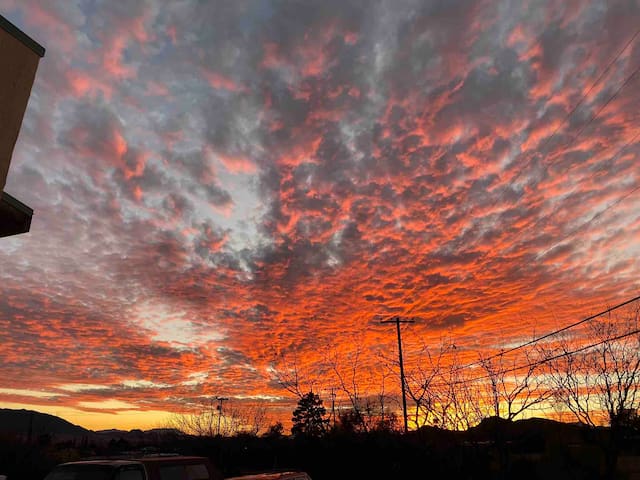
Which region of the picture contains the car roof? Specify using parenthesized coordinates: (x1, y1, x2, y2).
(58, 455, 211, 467)
(57, 460, 141, 467)
(226, 472, 310, 480)
(134, 456, 211, 464)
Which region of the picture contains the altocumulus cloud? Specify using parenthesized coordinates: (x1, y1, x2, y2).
(0, 0, 639, 420)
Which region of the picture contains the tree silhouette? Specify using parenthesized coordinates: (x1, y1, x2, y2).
(328, 341, 396, 432)
(169, 398, 269, 437)
(291, 391, 329, 437)
(263, 422, 284, 438)
(270, 348, 324, 399)
(479, 344, 552, 421)
(539, 304, 640, 479)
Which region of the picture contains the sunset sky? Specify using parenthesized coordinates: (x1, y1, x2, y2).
(1, 0, 639, 431)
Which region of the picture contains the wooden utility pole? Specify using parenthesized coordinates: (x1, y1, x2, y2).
(381, 316, 414, 433)
(216, 396, 229, 436)
(330, 387, 337, 428)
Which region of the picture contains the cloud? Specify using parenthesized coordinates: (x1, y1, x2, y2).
(1, 0, 639, 425)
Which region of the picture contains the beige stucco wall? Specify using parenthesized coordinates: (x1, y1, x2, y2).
(0, 27, 40, 191)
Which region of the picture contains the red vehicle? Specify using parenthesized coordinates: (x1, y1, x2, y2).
(43, 455, 223, 480)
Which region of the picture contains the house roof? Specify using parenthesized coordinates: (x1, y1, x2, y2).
(0, 14, 45, 57)
(0, 192, 33, 238)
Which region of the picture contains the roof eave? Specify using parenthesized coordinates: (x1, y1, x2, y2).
(0, 191, 33, 237)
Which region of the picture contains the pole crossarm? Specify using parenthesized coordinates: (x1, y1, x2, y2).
(215, 396, 229, 436)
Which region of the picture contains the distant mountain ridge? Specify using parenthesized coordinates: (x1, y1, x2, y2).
(0, 409, 181, 442)
(0, 408, 91, 439)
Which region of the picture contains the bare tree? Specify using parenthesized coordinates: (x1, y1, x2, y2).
(220, 401, 269, 436)
(479, 346, 552, 421)
(540, 332, 599, 426)
(328, 344, 365, 428)
(169, 398, 219, 437)
(409, 340, 487, 431)
(400, 337, 490, 431)
(269, 348, 322, 399)
(540, 305, 640, 427)
(441, 353, 487, 431)
(328, 344, 395, 432)
(403, 341, 444, 429)
(593, 308, 640, 428)
(539, 303, 640, 479)
(374, 369, 398, 431)
(169, 398, 270, 437)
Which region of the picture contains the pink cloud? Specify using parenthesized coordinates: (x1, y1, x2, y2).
(67, 70, 114, 99)
(103, 35, 136, 79)
(217, 153, 258, 174)
(203, 70, 246, 92)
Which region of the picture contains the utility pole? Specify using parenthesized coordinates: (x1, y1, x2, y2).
(330, 387, 337, 428)
(216, 396, 229, 436)
(381, 316, 414, 433)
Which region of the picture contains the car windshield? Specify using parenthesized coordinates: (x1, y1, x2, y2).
(44, 465, 116, 480)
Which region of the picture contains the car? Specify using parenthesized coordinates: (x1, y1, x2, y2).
(225, 472, 312, 480)
(43, 454, 223, 480)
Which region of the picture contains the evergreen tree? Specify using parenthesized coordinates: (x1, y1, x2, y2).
(291, 391, 329, 437)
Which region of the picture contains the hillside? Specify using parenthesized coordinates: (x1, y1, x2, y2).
(0, 409, 180, 443)
(0, 408, 91, 440)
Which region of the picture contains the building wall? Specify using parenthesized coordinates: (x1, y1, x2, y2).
(0, 26, 40, 192)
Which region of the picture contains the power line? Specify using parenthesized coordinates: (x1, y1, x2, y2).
(526, 27, 640, 165)
(437, 293, 640, 377)
(438, 325, 640, 389)
(507, 27, 640, 186)
(405, 137, 639, 333)
(508, 130, 640, 255)
(280, 297, 640, 403)
(408, 69, 640, 362)
(470, 34, 640, 256)
(495, 61, 640, 236)
(484, 296, 640, 361)
(325, 322, 640, 418)
(535, 165, 640, 260)
(508, 62, 640, 238)
(556, 63, 640, 156)
(397, 29, 640, 322)
(437, 123, 640, 377)
(316, 295, 640, 394)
